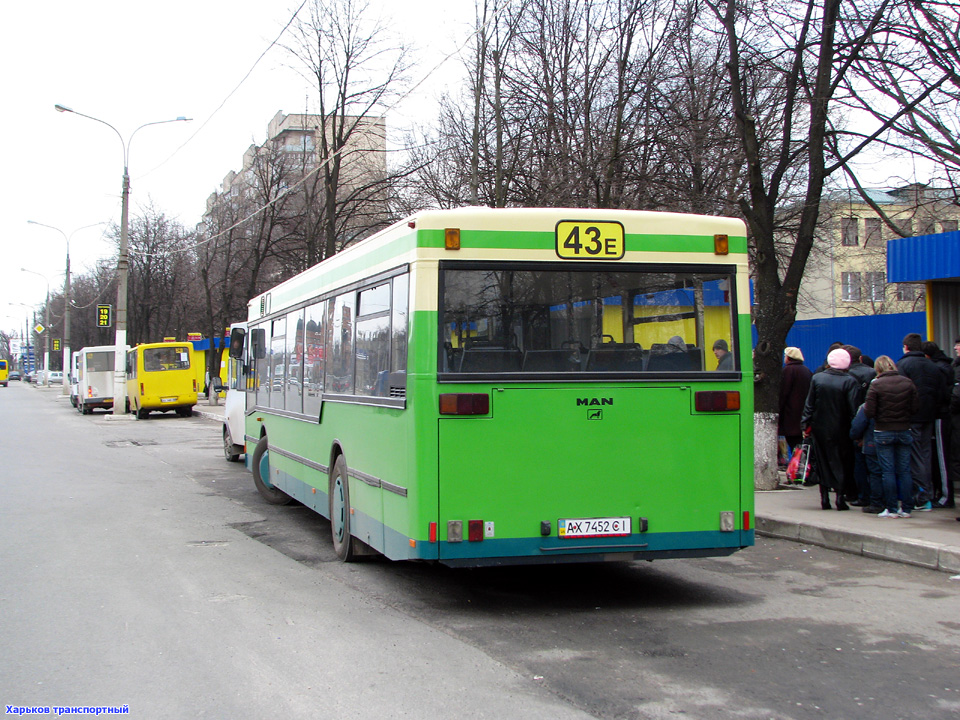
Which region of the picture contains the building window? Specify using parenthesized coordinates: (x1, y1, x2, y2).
(942, 220, 958, 233)
(865, 272, 885, 302)
(841, 218, 859, 246)
(864, 218, 882, 246)
(842, 272, 862, 301)
(897, 283, 922, 302)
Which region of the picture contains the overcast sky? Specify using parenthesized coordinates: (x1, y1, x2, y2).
(0, 0, 472, 337)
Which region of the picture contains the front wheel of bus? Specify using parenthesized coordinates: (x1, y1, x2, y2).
(329, 455, 355, 562)
(223, 426, 242, 462)
(252, 435, 291, 505)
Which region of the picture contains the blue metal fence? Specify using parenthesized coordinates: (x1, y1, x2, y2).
(753, 312, 927, 366)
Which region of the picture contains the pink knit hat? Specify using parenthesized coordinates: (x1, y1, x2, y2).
(827, 347, 851, 370)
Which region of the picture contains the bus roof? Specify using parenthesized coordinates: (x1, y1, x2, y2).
(247, 207, 747, 320)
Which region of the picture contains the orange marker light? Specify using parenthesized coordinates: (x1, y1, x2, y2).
(445, 228, 461, 250)
(714, 234, 729, 255)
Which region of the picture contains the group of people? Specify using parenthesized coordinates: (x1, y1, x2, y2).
(778, 333, 958, 520)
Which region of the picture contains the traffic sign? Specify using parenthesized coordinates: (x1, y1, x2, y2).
(34, 323, 45, 335)
(97, 304, 113, 328)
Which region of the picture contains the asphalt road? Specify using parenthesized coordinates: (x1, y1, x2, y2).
(2, 382, 959, 720)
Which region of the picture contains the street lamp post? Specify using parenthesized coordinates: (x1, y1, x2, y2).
(27, 221, 105, 395)
(20, 269, 50, 386)
(7, 304, 34, 374)
(55, 105, 190, 414)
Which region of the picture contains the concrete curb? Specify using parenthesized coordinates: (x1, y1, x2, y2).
(756, 515, 960, 574)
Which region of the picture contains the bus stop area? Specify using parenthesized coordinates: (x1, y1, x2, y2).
(187, 397, 960, 576)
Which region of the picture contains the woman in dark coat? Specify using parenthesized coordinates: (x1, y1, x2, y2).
(802, 348, 861, 510)
(779, 347, 813, 457)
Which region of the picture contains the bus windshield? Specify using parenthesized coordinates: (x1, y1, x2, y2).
(439, 263, 736, 375)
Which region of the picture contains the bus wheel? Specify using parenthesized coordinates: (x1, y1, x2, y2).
(252, 435, 291, 505)
(329, 455, 355, 562)
(136, 407, 149, 420)
(223, 426, 241, 462)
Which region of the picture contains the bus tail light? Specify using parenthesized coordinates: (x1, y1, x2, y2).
(743, 511, 751, 531)
(439, 393, 489, 415)
(140, 383, 145, 397)
(429, 522, 437, 543)
(193, 379, 198, 392)
(695, 391, 740, 412)
(468, 520, 484, 542)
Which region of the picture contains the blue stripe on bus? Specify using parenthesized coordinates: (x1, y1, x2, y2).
(266, 466, 752, 564)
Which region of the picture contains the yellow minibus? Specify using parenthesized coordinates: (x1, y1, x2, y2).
(125, 342, 198, 419)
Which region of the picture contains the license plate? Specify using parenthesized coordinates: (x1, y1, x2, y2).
(160, 397, 177, 403)
(558, 517, 631, 538)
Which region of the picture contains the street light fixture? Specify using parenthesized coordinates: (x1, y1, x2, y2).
(20, 268, 51, 386)
(26, 220, 106, 396)
(54, 104, 191, 414)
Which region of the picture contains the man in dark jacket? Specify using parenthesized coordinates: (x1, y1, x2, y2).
(845, 345, 878, 506)
(923, 341, 955, 508)
(897, 333, 947, 510)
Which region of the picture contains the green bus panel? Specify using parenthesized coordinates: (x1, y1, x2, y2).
(437, 386, 745, 563)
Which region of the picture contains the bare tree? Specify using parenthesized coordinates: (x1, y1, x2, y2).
(285, 0, 413, 264)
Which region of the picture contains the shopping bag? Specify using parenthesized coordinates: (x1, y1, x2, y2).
(786, 445, 803, 481)
(787, 437, 815, 484)
(777, 436, 790, 466)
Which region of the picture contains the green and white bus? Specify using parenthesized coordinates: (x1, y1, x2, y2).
(233, 207, 754, 566)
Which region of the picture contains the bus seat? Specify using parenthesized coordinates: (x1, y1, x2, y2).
(458, 347, 523, 373)
(585, 344, 644, 372)
(646, 351, 692, 372)
(521, 348, 582, 372)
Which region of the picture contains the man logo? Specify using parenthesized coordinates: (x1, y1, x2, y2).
(577, 397, 613, 406)
(587, 409, 603, 421)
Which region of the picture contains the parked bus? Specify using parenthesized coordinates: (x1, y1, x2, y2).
(76, 345, 121, 414)
(0, 359, 8, 387)
(233, 207, 754, 566)
(68, 351, 80, 407)
(221, 322, 247, 462)
(125, 342, 198, 419)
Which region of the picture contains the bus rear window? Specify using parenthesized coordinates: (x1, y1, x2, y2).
(439, 264, 737, 375)
(143, 347, 191, 371)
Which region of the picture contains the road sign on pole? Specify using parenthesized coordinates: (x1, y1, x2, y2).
(97, 305, 113, 328)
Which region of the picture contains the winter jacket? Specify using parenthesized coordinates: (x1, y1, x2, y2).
(801, 368, 859, 436)
(896, 351, 946, 423)
(927, 350, 953, 416)
(864, 370, 919, 431)
(778, 359, 813, 437)
(847, 362, 877, 405)
(849, 404, 877, 456)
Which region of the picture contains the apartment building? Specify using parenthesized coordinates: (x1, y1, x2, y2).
(797, 184, 960, 321)
(203, 110, 388, 228)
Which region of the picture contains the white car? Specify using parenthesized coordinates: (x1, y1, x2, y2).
(48, 371, 64, 384)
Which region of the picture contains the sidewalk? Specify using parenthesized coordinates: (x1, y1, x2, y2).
(756, 482, 960, 575)
(183, 396, 960, 576)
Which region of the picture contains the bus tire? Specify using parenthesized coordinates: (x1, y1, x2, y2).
(329, 455, 355, 562)
(252, 435, 291, 505)
(223, 426, 242, 462)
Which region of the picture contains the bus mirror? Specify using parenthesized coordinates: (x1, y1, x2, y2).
(229, 327, 246, 359)
(250, 328, 266, 360)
